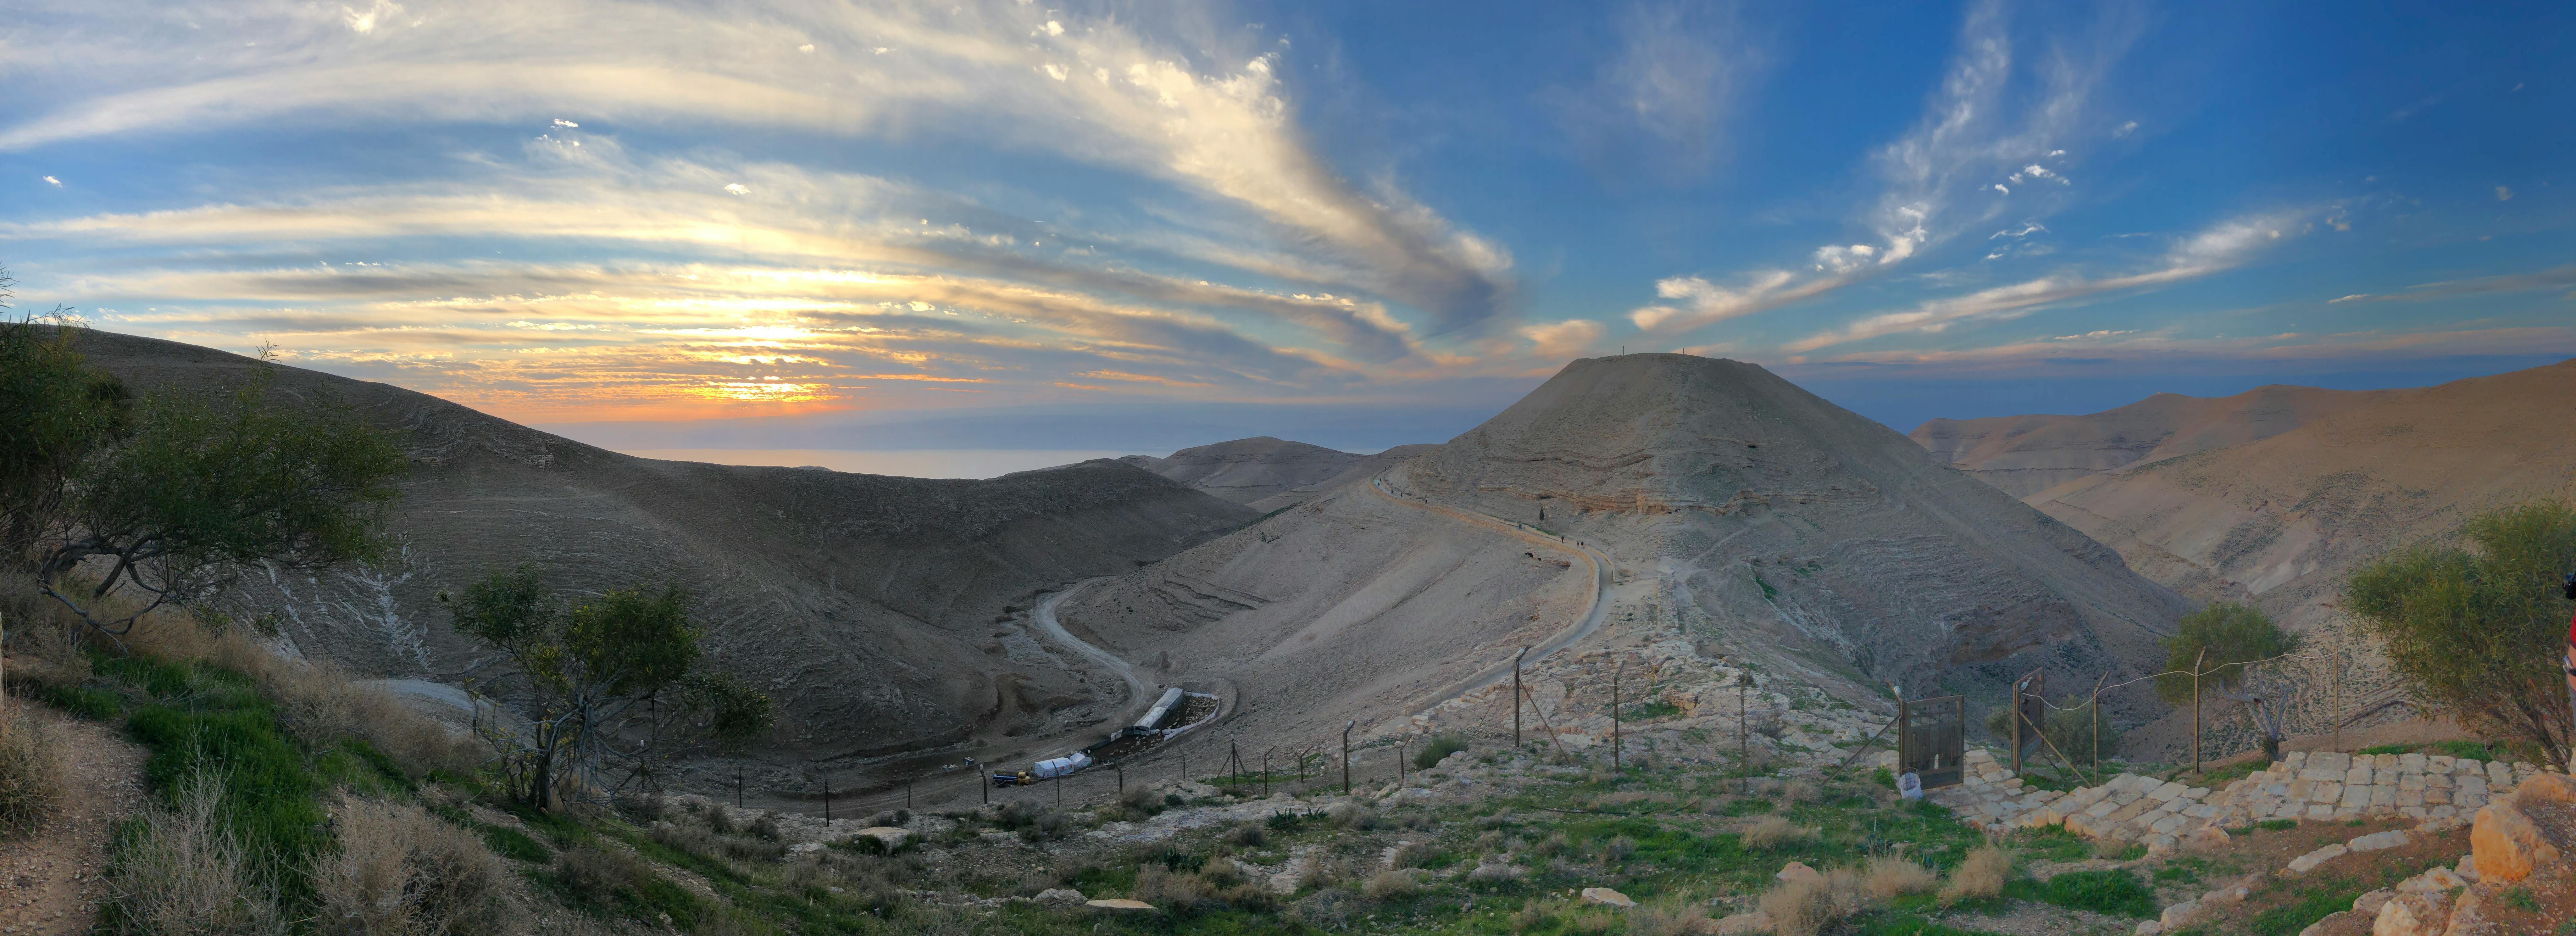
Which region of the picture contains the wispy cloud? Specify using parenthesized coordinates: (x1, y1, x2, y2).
(1785, 210, 2307, 352)
(1543, 2, 1773, 185)
(1629, 0, 2142, 337)
(0, 0, 1512, 332)
(2326, 263, 2576, 304)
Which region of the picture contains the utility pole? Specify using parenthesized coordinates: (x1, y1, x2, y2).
(2192, 648, 2208, 774)
(1511, 652, 1528, 748)
(1341, 721, 1355, 795)
(972, 759, 986, 806)
(1262, 749, 1271, 797)
(1116, 764, 1124, 793)
(822, 773, 831, 822)
(2331, 638, 2344, 755)
(1612, 658, 1624, 771)
(905, 780, 913, 810)
(1738, 671, 1753, 767)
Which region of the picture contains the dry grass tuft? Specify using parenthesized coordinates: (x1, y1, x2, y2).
(1937, 844, 2009, 903)
(1389, 841, 1441, 869)
(1863, 855, 1936, 900)
(1740, 815, 1807, 849)
(1360, 869, 1419, 900)
(314, 794, 517, 936)
(108, 772, 289, 936)
(1757, 868, 1868, 936)
(0, 704, 67, 839)
(1625, 895, 1706, 936)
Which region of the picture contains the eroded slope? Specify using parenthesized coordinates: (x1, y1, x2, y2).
(1911, 385, 2395, 499)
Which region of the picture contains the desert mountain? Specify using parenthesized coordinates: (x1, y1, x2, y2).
(1121, 437, 1441, 511)
(65, 329, 1258, 767)
(2025, 360, 2576, 621)
(1403, 354, 2185, 700)
(1910, 385, 2398, 499)
(1062, 354, 2186, 751)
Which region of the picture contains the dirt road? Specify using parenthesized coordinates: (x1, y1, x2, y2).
(1365, 472, 1612, 712)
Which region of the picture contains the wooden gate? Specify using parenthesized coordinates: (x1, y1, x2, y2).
(1897, 695, 1965, 789)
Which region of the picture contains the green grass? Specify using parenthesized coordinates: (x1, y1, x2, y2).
(2004, 869, 2155, 917)
(2008, 824, 2094, 862)
(38, 682, 121, 719)
(1620, 700, 1683, 721)
(2251, 879, 2366, 936)
(2256, 818, 2297, 831)
(1720, 797, 1775, 816)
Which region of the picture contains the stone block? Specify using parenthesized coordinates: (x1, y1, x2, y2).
(2306, 804, 2335, 820)
(2425, 772, 2452, 789)
(2313, 781, 2344, 804)
(2370, 785, 2396, 808)
(2399, 773, 2425, 791)
(2427, 755, 2454, 773)
(2312, 752, 2350, 772)
(2469, 800, 2566, 883)
(2397, 788, 2423, 808)
(2347, 830, 2411, 853)
(2345, 766, 2377, 785)
(2284, 842, 2347, 875)
(2341, 784, 2373, 808)
(2398, 753, 2428, 772)
(2158, 899, 2200, 928)
(2149, 781, 2186, 801)
(2371, 892, 2448, 936)
(2286, 751, 2309, 769)
(2401, 806, 2428, 819)
(1579, 887, 1635, 908)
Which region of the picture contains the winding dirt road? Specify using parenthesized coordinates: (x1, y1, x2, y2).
(1365, 471, 1613, 714)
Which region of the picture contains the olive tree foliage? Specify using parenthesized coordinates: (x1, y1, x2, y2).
(1, 272, 406, 644)
(443, 565, 774, 811)
(2346, 501, 2576, 772)
(2154, 601, 2301, 760)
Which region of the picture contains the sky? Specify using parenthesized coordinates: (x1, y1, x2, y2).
(2, 0, 2570, 473)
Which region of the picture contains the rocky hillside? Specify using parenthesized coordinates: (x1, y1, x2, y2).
(1401, 354, 2187, 707)
(1910, 384, 2396, 499)
(2026, 359, 2576, 620)
(1067, 354, 2187, 754)
(1119, 437, 1440, 511)
(66, 328, 1259, 764)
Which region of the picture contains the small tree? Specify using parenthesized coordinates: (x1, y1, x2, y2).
(2155, 602, 2301, 761)
(2347, 501, 2576, 771)
(446, 566, 773, 811)
(1, 299, 403, 645)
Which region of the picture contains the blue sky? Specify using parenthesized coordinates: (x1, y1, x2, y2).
(2, 0, 2568, 462)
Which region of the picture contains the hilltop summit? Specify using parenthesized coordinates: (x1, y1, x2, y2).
(1402, 353, 2184, 699)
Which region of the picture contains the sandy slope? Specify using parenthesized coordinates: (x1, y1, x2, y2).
(62, 329, 1257, 787)
(1910, 384, 2397, 499)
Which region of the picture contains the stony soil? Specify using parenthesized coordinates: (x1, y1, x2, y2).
(0, 704, 148, 936)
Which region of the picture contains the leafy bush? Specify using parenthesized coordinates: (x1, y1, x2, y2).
(1413, 732, 1470, 769)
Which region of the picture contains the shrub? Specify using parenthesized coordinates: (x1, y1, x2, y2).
(1625, 898, 1705, 936)
(1783, 779, 1819, 803)
(1864, 855, 1936, 899)
(314, 795, 517, 936)
(1129, 862, 1203, 908)
(1414, 732, 1471, 769)
(1389, 841, 1441, 869)
(1758, 868, 1867, 936)
(1362, 869, 1419, 900)
(0, 705, 65, 838)
(1327, 802, 1378, 829)
(1938, 845, 2009, 903)
(106, 772, 289, 936)
(1741, 816, 1806, 849)
(1226, 822, 1266, 847)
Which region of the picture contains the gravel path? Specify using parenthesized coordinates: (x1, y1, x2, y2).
(0, 703, 149, 936)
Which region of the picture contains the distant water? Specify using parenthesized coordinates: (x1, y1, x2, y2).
(620, 448, 1136, 479)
